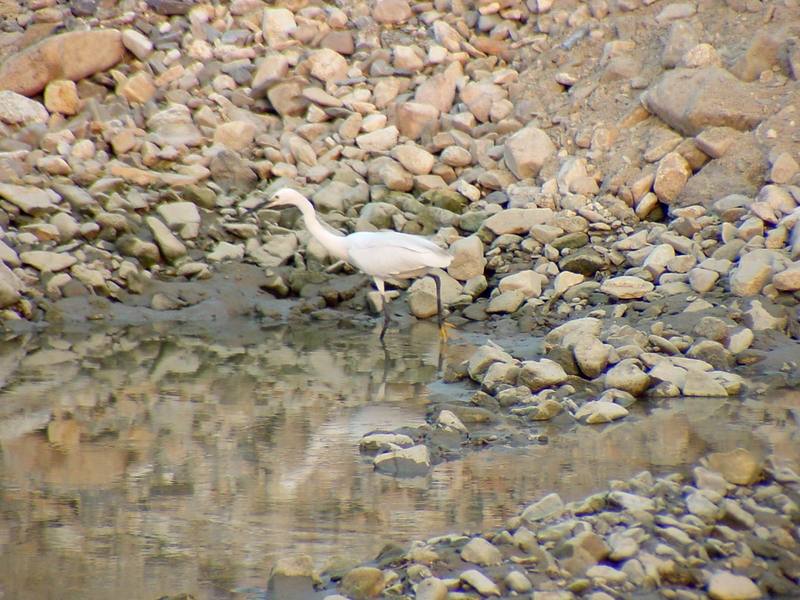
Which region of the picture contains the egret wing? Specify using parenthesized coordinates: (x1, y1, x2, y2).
(346, 231, 451, 278)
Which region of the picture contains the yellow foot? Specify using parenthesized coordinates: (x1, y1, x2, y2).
(439, 321, 456, 341)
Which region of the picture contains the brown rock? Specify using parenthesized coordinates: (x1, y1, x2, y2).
(643, 67, 765, 136)
(267, 80, 308, 117)
(43, 79, 79, 114)
(460, 81, 506, 123)
(415, 71, 457, 113)
(320, 30, 354, 55)
(707, 448, 762, 485)
(395, 102, 439, 140)
(117, 71, 156, 104)
(677, 133, 764, 208)
(372, 0, 412, 24)
(730, 27, 786, 82)
(0, 29, 124, 96)
(654, 152, 691, 203)
(251, 53, 289, 94)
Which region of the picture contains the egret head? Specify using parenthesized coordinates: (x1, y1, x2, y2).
(266, 188, 307, 209)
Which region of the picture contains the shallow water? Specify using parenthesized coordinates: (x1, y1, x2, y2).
(0, 319, 797, 599)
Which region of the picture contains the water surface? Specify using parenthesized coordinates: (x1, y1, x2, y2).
(0, 320, 797, 599)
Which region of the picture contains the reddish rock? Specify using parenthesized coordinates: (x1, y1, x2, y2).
(0, 29, 124, 96)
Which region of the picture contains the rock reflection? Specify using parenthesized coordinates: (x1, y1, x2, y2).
(0, 322, 797, 599)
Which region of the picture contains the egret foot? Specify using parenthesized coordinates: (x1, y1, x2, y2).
(439, 321, 456, 341)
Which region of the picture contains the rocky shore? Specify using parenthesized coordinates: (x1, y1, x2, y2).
(1, 0, 799, 598)
(285, 449, 798, 600)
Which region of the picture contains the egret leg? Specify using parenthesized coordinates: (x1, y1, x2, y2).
(428, 273, 453, 341)
(376, 278, 391, 341)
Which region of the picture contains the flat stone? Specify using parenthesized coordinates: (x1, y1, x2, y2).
(146, 216, 186, 262)
(214, 120, 256, 151)
(468, 343, 515, 382)
(522, 492, 564, 523)
(147, 104, 204, 147)
(20, 250, 77, 272)
(487, 289, 525, 314)
(341, 566, 385, 600)
(600, 276, 654, 299)
(483, 208, 554, 235)
(574, 336, 609, 378)
(682, 369, 728, 396)
(0, 90, 49, 125)
(121, 28, 153, 60)
(395, 102, 439, 140)
(0, 183, 60, 215)
(730, 250, 777, 296)
(356, 126, 399, 152)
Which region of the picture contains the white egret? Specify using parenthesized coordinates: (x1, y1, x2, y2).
(266, 188, 453, 340)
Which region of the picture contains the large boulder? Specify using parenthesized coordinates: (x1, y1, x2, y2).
(0, 30, 124, 96)
(642, 67, 766, 136)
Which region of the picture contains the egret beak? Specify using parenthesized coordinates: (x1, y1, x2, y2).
(265, 197, 282, 209)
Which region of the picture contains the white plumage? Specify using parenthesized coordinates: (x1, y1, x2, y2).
(266, 188, 453, 340)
